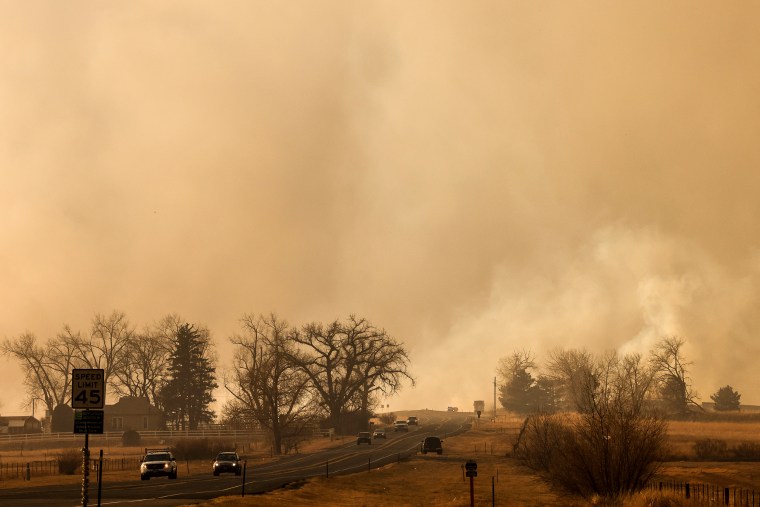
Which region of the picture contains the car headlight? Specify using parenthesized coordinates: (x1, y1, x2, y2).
(164, 464, 170, 469)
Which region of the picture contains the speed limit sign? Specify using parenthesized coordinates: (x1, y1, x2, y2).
(71, 369, 105, 409)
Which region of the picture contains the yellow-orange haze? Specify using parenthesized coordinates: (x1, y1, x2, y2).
(1, 1, 759, 414)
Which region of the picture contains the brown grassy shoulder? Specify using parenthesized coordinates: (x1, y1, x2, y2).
(189, 414, 760, 507)
(192, 417, 567, 507)
(5, 414, 760, 506)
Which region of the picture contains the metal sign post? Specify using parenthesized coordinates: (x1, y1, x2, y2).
(82, 429, 89, 507)
(465, 460, 478, 507)
(98, 449, 104, 507)
(72, 369, 105, 507)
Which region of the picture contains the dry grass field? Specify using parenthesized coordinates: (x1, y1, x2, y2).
(4, 413, 760, 506)
(191, 416, 567, 507)
(190, 414, 760, 507)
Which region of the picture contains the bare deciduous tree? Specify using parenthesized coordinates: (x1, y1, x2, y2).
(70, 311, 134, 394)
(287, 315, 413, 434)
(1, 331, 80, 416)
(112, 330, 171, 407)
(649, 336, 700, 415)
(225, 314, 314, 455)
(352, 324, 413, 425)
(496, 349, 536, 384)
(514, 351, 667, 499)
(545, 348, 596, 411)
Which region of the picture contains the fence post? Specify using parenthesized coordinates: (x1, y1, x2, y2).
(241, 460, 247, 497)
(724, 487, 729, 505)
(97, 450, 104, 507)
(685, 482, 690, 499)
(26, 462, 30, 481)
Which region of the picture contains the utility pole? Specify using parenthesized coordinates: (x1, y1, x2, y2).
(493, 377, 497, 422)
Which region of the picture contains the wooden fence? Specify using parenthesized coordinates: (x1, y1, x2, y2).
(0, 429, 268, 445)
(0, 456, 150, 481)
(649, 479, 760, 506)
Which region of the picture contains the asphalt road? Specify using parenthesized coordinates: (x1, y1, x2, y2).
(0, 412, 472, 507)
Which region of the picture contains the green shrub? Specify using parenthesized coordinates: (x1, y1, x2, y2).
(693, 438, 728, 459)
(121, 429, 141, 446)
(57, 449, 82, 475)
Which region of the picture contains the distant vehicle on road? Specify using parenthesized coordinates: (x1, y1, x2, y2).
(394, 420, 409, 432)
(357, 431, 372, 445)
(447, 407, 458, 412)
(421, 436, 443, 455)
(372, 428, 386, 439)
(407, 416, 418, 426)
(212, 451, 242, 476)
(140, 449, 177, 480)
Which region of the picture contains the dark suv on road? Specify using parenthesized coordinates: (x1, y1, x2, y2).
(357, 431, 372, 445)
(212, 451, 242, 476)
(140, 450, 178, 480)
(421, 436, 443, 455)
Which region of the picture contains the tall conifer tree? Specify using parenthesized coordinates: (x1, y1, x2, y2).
(159, 323, 217, 429)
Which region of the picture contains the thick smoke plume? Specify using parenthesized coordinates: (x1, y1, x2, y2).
(1, 2, 759, 413)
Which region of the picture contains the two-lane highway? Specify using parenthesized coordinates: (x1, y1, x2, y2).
(0, 412, 471, 506)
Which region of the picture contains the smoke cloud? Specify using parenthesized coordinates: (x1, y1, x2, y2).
(2, 1, 760, 414)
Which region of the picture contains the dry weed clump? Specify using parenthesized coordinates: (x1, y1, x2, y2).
(513, 409, 667, 499)
(619, 490, 686, 507)
(56, 449, 81, 475)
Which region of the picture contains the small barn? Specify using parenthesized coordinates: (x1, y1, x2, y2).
(0, 415, 42, 435)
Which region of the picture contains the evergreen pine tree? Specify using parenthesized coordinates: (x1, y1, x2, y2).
(710, 385, 741, 411)
(159, 323, 217, 429)
(499, 368, 536, 414)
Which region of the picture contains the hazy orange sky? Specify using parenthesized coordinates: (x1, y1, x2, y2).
(2, 1, 760, 416)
